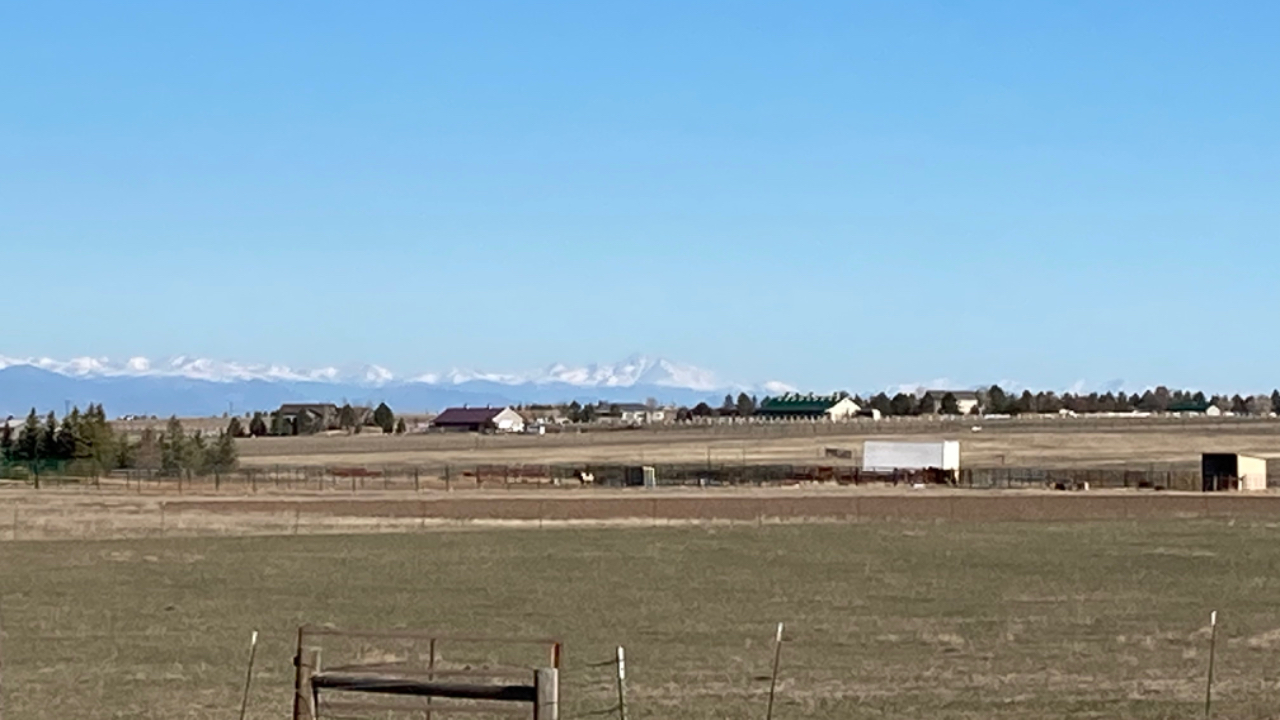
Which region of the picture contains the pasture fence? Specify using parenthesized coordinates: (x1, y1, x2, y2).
(0, 461, 1215, 494)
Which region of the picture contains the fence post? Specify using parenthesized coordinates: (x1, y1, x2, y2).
(1205, 610, 1218, 719)
(615, 646, 628, 720)
(0, 600, 6, 720)
(534, 667, 558, 720)
(766, 623, 784, 720)
(293, 642, 320, 720)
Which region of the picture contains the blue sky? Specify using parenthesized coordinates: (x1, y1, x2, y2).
(3, 1, 1279, 392)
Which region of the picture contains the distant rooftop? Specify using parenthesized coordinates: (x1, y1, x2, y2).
(758, 392, 851, 414)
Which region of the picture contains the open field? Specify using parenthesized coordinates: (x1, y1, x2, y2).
(227, 418, 1280, 477)
(5, 487, 1280, 541)
(4, 519, 1280, 719)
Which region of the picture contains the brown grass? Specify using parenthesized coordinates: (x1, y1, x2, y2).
(227, 419, 1280, 475)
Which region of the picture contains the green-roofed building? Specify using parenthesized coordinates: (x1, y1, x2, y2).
(1167, 400, 1223, 416)
(757, 392, 862, 420)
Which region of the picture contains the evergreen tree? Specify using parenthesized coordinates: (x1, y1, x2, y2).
(566, 401, 582, 423)
(918, 393, 939, 414)
(1272, 390, 1280, 413)
(188, 431, 209, 474)
(373, 402, 395, 433)
(691, 402, 714, 417)
(735, 392, 756, 417)
(1038, 392, 1063, 414)
(249, 412, 268, 437)
(889, 393, 917, 416)
(115, 435, 136, 470)
(15, 409, 40, 461)
(87, 404, 118, 470)
(986, 385, 1009, 414)
(868, 393, 892, 416)
(208, 430, 238, 473)
(940, 392, 960, 415)
(0, 418, 12, 460)
(1246, 394, 1272, 416)
(269, 411, 285, 436)
(338, 404, 358, 432)
(226, 416, 246, 438)
(38, 412, 59, 461)
(56, 407, 80, 460)
(394, 417, 407, 435)
(161, 416, 187, 474)
(721, 394, 735, 415)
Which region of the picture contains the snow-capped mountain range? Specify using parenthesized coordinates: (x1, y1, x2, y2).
(0, 354, 795, 417)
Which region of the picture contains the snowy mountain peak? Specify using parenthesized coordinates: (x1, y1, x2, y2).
(0, 353, 787, 394)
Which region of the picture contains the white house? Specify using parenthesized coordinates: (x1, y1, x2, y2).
(432, 406, 526, 433)
(615, 403, 668, 425)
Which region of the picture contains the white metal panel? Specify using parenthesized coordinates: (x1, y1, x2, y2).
(1238, 455, 1268, 491)
(863, 441, 960, 472)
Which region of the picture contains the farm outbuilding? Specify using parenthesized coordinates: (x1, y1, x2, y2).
(863, 441, 961, 475)
(757, 393, 861, 421)
(432, 406, 526, 434)
(1201, 453, 1268, 492)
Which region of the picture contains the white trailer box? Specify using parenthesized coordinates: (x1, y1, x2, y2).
(862, 441, 960, 473)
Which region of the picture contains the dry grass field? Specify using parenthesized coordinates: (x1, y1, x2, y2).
(226, 418, 1280, 476)
(4, 419, 1276, 718)
(4, 519, 1280, 719)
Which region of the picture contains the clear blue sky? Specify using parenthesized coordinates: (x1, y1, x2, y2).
(4, 1, 1279, 392)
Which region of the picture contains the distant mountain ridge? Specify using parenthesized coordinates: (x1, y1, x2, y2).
(0, 354, 795, 417)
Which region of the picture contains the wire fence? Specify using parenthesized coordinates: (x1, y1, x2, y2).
(0, 461, 1223, 494)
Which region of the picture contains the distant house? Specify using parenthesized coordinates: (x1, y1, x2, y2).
(923, 390, 981, 416)
(276, 403, 340, 435)
(432, 406, 526, 433)
(1168, 400, 1223, 416)
(757, 393, 861, 421)
(615, 403, 668, 425)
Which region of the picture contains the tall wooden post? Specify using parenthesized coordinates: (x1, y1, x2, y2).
(534, 668, 558, 720)
(426, 638, 437, 720)
(293, 641, 320, 720)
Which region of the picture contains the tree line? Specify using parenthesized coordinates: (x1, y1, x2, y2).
(525, 386, 1280, 422)
(861, 386, 1279, 417)
(1, 405, 239, 475)
(228, 402, 404, 437)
